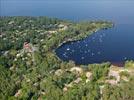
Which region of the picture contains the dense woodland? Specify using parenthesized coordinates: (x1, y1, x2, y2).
(0, 17, 134, 100)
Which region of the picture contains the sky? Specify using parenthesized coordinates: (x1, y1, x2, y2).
(1, 0, 134, 24)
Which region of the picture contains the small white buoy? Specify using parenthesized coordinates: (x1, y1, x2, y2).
(81, 57, 85, 60)
(98, 51, 101, 55)
(66, 48, 70, 51)
(124, 57, 127, 60)
(91, 53, 95, 56)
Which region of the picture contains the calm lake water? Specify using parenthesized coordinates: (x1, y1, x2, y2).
(1, 0, 134, 65)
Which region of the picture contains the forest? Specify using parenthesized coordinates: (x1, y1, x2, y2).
(0, 17, 134, 100)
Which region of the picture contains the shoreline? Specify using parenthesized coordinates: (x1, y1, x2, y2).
(54, 22, 114, 65)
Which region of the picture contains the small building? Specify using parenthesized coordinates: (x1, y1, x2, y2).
(8, 21, 14, 25)
(48, 30, 57, 34)
(14, 89, 22, 97)
(55, 69, 63, 76)
(58, 24, 65, 28)
(58, 24, 68, 31)
(108, 70, 120, 82)
(70, 67, 83, 74)
(105, 80, 117, 85)
(100, 85, 105, 94)
(23, 42, 38, 53)
(74, 78, 82, 84)
(23, 42, 33, 52)
(65, 82, 73, 88)
(63, 87, 68, 92)
(86, 72, 92, 79)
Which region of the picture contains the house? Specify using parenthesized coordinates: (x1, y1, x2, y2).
(108, 70, 120, 82)
(58, 24, 68, 31)
(58, 24, 65, 28)
(48, 30, 57, 34)
(63, 87, 68, 92)
(85, 72, 92, 83)
(86, 72, 92, 79)
(14, 89, 22, 97)
(100, 85, 105, 94)
(23, 42, 33, 52)
(74, 78, 82, 84)
(105, 80, 117, 85)
(70, 67, 83, 74)
(65, 82, 73, 88)
(23, 42, 38, 53)
(105, 65, 131, 85)
(8, 21, 14, 25)
(55, 69, 63, 76)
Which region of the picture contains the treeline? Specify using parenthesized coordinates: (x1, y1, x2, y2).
(0, 16, 64, 31)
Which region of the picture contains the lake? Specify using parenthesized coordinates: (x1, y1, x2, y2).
(1, 0, 134, 65)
